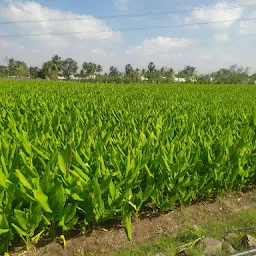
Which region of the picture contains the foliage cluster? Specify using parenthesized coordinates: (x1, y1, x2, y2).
(1, 56, 256, 84)
(0, 81, 256, 253)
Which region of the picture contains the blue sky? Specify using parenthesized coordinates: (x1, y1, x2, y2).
(33, 0, 213, 15)
(0, 0, 256, 73)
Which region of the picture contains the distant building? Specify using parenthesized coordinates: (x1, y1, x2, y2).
(8, 76, 20, 78)
(71, 76, 83, 80)
(140, 76, 149, 81)
(57, 76, 66, 80)
(174, 77, 186, 83)
(86, 74, 96, 80)
(190, 77, 197, 83)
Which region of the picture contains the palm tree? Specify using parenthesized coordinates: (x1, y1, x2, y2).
(141, 68, 146, 75)
(42, 61, 58, 80)
(8, 58, 15, 75)
(81, 62, 96, 77)
(125, 64, 133, 75)
(109, 66, 120, 78)
(61, 58, 79, 79)
(96, 65, 103, 73)
(148, 62, 156, 73)
(51, 55, 62, 72)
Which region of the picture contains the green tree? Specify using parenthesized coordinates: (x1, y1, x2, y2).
(212, 65, 250, 84)
(0, 65, 8, 77)
(178, 65, 197, 82)
(42, 61, 58, 80)
(197, 74, 211, 84)
(29, 66, 41, 78)
(109, 66, 119, 77)
(141, 68, 146, 75)
(148, 62, 156, 73)
(96, 65, 103, 74)
(178, 66, 196, 77)
(159, 66, 174, 79)
(61, 58, 79, 79)
(147, 62, 158, 82)
(51, 55, 62, 72)
(125, 64, 133, 76)
(166, 67, 174, 81)
(8, 58, 29, 77)
(41, 55, 62, 80)
(251, 73, 256, 81)
(81, 62, 97, 77)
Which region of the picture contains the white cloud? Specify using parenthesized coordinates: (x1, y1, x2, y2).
(114, 0, 130, 10)
(242, 0, 256, 3)
(0, 38, 42, 66)
(187, 2, 244, 29)
(214, 33, 229, 41)
(239, 10, 256, 34)
(0, 39, 25, 52)
(0, 1, 121, 48)
(121, 33, 256, 73)
(240, 20, 256, 34)
(0, 1, 123, 69)
(127, 37, 198, 56)
(0, 39, 10, 49)
(0, 1, 255, 74)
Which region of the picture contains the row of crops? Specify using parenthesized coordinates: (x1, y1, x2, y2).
(0, 80, 256, 253)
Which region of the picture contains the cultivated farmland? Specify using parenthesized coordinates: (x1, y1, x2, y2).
(0, 81, 256, 253)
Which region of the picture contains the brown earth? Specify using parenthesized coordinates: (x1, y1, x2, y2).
(11, 190, 256, 256)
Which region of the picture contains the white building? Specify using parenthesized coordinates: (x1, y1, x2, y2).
(57, 76, 66, 80)
(86, 74, 96, 80)
(140, 76, 149, 81)
(174, 77, 186, 83)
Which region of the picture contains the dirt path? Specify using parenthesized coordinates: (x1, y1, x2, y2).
(12, 190, 256, 256)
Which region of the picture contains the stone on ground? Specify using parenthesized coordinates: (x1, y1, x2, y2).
(224, 232, 239, 242)
(222, 241, 236, 254)
(199, 237, 222, 255)
(242, 234, 256, 248)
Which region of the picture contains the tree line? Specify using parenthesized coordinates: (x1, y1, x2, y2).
(1, 55, 256, 84)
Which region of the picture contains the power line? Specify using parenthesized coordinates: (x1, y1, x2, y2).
(0, 17, 256, 38)
(0, 3, 255, 25)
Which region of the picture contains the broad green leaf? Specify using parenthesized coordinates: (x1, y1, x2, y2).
(14, 210, 28, 231)
(0, 229, 9, 235)
(33, 190, 52, 213)
(124, 212, 132, 241)
(58, 153, 66, 175)
(109, 179, 115, 200)
(28, 203, 42, 231)
(0, 168, 10, 189)
(31, 230, 44, 244)
(1, 155, 8, 177)
(71, 193, 84, 202)
(74, 152, 90, 173)
(16, 170, 32, 190)
(253, 111, 256, 126)
(22, 131, 32, 155)
(49, 180, 66, 214)
(11, 223, 28, 237)
(31, 145, 49, 160)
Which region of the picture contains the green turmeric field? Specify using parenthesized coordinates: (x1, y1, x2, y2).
(0, 81, 256, 253)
